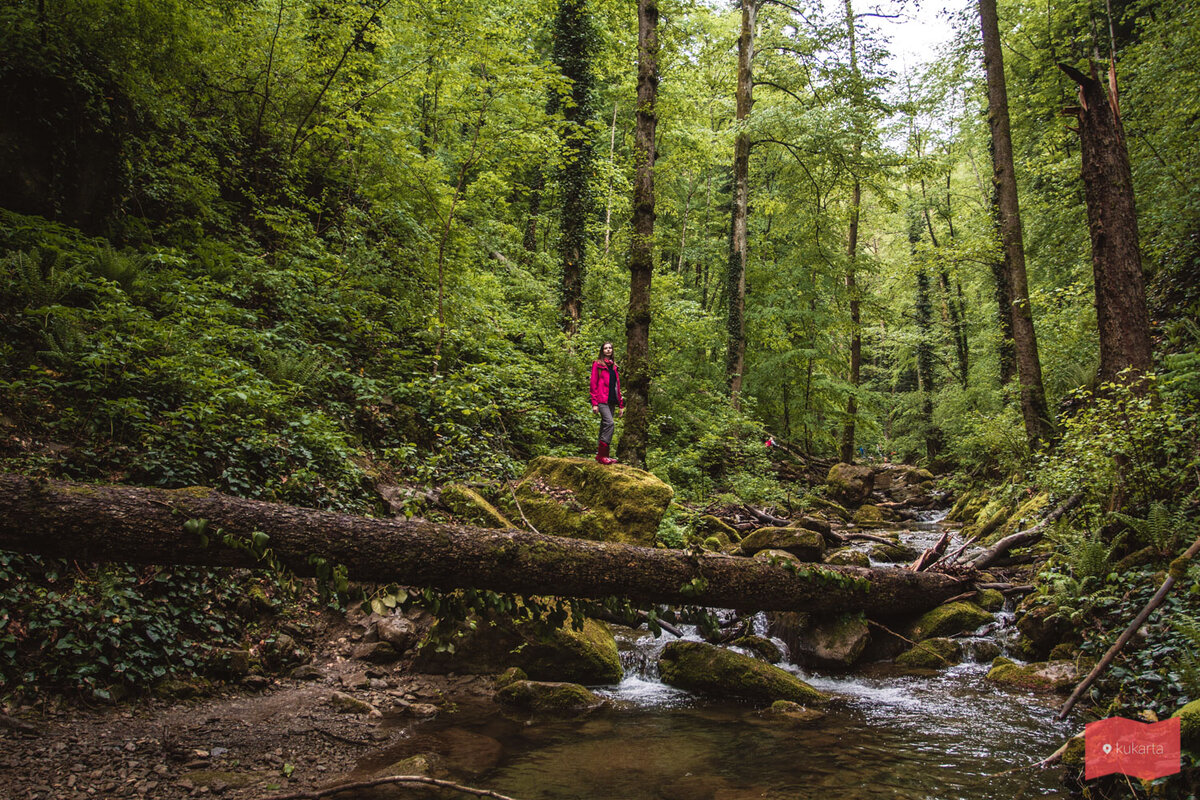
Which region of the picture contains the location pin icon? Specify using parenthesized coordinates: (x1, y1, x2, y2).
(1103, 743, 1113, 755)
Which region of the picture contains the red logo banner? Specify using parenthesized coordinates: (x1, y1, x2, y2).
(1085, 717, 1181, 780)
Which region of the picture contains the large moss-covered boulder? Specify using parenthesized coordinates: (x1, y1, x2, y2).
(792, 614, 870, 670)
(1013, 597, 1080, 660)
(986, 657, 1079, 693)
(658, 641, 827, 706)
(826, 463, 875, 507)
(824, 548, 870, 568)
(895, 637, 962, 669)
(738, 527, 825, 561)
(496, 680, 601, 712)
(906, 601, 993, 642)
(514, 456, 673, 545)
(441, 484, 513, 529)
(991, 492, 1050, 542)
(414, 616, 622, 684)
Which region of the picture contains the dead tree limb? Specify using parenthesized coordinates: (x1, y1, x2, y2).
(969, 494, 1083, 570)
(0, 474, 966, 617)
(264, 774, 523, 800)
(1057, 533, 1200, 719)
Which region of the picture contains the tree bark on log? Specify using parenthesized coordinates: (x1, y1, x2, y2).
(0, 474, 966, 618)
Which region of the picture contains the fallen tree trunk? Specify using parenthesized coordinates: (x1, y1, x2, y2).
(970, 493, 1083, 570)
(0, 474, 966, 617)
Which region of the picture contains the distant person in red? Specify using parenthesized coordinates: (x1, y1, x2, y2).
(589, 342, 624, 464)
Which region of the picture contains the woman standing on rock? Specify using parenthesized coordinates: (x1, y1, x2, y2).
(590, 342, 624, 464)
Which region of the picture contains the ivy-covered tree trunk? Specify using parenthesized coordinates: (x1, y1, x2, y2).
(1060, 62, 1153, 385)
(551, 0, 595, 336)
(618, 0, 659, 468)
(839, 0, 863, 465)
(979, 0, 1053, 444)
(726, 0, 757, 406)
(0, 475, 967, 617)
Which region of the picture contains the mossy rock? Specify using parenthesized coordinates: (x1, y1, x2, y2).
(1061, 734, 1087, 767)
(826, 462, 875, 507)
(806, 496, 852, 521)
(895, 637, 962, 669)
(497, 680, 601, 712)
(761, 700, 826, 726)
(696, 515, 740, 543)
(658, 641, 827, 706)
(731, 635, 783, 663)
(1048, 643, 1080, 660)
(905, 467, 935, 483)
(414, 615, 622, 684)
(975, 589, 1005, 611)
(753, 548, 802, 567)
(869, 542, 920, 563)
(825, 548, 870, 568)
(1115, 545, 1160, 573)
(514, 456, 673, 546)
(906, 601, 993, 642)
(495, 667, 528, 689)
(441, 484, 514, 529)
(852, 504, 885, 525)
(1173, 700, 1200, 752)
(792, 516, 832, 537)
(1013, 598, 1080, 660)
(738, 527, 825, 561)
(991, 492, 1050, 542)
(792, 614, 870, 670)
(985, 657, 1079, 693)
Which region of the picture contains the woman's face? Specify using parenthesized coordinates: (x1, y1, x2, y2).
(602, 343, 614, 358)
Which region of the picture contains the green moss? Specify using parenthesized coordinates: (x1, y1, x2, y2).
(731, 635, 783, 663)
(852, 504, 884, 525)
(906, 602, 993, 642)
(658, 640, 828, 706)
(975, 589, 1005, 611)
(738, 527, 825, 561)
(992, 492, 1049, 541)
(985, 657, 1079, 693)
(515, 457, 673, 546)
(1173, 699, 1200, 751)
(895, 637, 961, 668)
(696, 515, 740, 542)
(441, 484, 513, 529)
(496, 679, 600, 711)
(825, 548, 870, 567)
(495, 666, 528, 689)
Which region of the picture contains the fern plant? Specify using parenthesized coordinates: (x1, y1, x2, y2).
(1110, 502, 1193, 556)
(1171, 614, 1200, 697)
(3, 249, 75, 308)
(256, 347, 328, 390)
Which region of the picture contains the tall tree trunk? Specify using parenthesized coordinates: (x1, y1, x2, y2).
(840, 175, 862, 464)
(1060, 62, 1153, 385)
(618, 0, 658, 468)
(552, 0, 595, 336)
(0, 475, 967, 617)
(726, 0, 757, 406)
(911, 215, 942, 463)
(602, 100, 619, 257)
(523, 166, 544, 256)
(839, 0, 863, 465)
(979, 0, 1053, 444)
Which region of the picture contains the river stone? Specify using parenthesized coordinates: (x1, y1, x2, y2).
(761, 700, 826, 727)
(441, 483, 514, 529)
(514, 456, 673, 546)
(852, 504, 886, 525)
(328, 690, 380, 715)
(413, 616, 622, 684)
(991, 492, 1050, 542)
(730, 635, 783, 663)
(985, 657, 1080, 693)
(905, 601, 993, 641)
(792, 516, 832, 537)
(738, 527, 825, 561)
(658, 641, 827, 705)
(1173, 700, 1200, 751)
(496, 679, 601, 712)
(353, 641, 400, 663)
(895, 637, 962, 669)
(1013, 597, 1080, 660)
(975, 589, 1005, 611)
(696, 514, 740, 543)
(869, 542, 921, 562)
(825, 463, 875, 507)
(792, 614, 870, 670)
(825, 548, 870, 567)
(376, 615, 418, 652)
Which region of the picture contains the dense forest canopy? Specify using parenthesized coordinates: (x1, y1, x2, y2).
(1, 0, 1199, 719)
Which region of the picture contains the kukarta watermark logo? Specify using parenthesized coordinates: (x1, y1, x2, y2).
(1085, 717, 1181, 780)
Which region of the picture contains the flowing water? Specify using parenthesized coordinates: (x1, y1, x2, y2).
(364, 517, 1076, 799)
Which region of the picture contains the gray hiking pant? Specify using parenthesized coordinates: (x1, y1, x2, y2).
(597, 403, 615, 444)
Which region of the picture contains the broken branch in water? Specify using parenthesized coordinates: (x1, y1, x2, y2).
(263, 775, 523, 800)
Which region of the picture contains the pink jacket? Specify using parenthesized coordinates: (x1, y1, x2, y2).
(590, 359, 624, 408)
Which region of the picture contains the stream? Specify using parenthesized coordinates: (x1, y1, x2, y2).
(365, 516, 1076, 799)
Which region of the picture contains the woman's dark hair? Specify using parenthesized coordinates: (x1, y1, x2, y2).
(598, 341, 615, 359)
